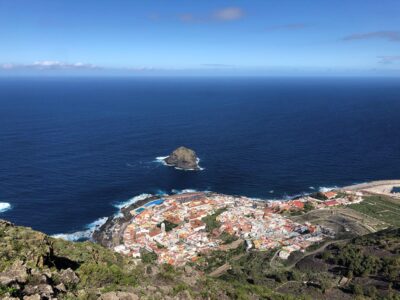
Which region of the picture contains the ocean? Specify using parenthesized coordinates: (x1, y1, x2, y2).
(1, 77, 400, 238)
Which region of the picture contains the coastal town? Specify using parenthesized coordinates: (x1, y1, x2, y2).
(112, 189, 365, 266)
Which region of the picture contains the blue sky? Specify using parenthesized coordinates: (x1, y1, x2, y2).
(1, 0, 400, 76)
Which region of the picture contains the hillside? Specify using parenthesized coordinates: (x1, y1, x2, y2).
(0, 220, 302, 300)
(197, 228, 400, 300)
(1, 219, 399, 300)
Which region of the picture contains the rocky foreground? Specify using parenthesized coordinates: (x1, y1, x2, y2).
(0, 220, 205, 300)
(0, 219, 301, 300)
(1, 216, 400, 299)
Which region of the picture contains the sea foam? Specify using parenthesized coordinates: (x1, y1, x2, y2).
(113, 193, 153, 210)
(155, 189, 168, 196)
(319, 186, 338, 193)
(155, 156, 169, 166)
(171, 189, 198, 194)
(52, 217, 108, 242)
(155, 156, 204, 171)
(283, 193, 305, 200)
(0, 202, 11, 213)
(52, 193, 154, 241)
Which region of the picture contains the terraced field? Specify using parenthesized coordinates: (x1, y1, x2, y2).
(348, 195, 400, 227)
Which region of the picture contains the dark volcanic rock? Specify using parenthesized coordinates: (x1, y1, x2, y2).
(164, 146, 200, 170)
(93, 195, 159, 247)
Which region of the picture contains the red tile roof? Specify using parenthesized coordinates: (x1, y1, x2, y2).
(291, 200, 304, 209)
(149, 227, 161, 237)
(324, 200, 338, 206)
(324, 191, 337, 199)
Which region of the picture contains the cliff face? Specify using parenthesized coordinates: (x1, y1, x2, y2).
(164, 147, 199, 170)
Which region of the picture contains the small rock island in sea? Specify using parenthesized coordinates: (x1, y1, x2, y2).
(164, 146, 200, 170)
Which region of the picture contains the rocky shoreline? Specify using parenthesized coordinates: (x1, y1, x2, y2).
(93, 180, 400, 254)
(2, 180, 400, 299)
(93, 194, 161, 248)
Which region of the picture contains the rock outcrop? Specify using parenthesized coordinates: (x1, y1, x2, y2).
(0, 219, 220, 299)
(164, 146, 200, 170)
(98, 291, 139, 300)
(0, 220, 82, 299)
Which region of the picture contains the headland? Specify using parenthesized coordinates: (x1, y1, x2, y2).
(94, 180, 400, 266)
(2, 180, 400, 299)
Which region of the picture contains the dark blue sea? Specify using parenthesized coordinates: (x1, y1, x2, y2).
(1, 77, 400, 238)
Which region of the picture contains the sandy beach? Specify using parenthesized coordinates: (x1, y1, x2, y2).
(340, 180, 400, 198)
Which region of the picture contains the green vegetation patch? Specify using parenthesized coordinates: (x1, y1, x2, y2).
(140, 249, 158, 264)
(219, 232, 239, 244)
(321, 228, 400, 288)
(157, 220, 178, 232)
(348, 195, 400, 227)
(202, 207, 227, 232)
(0, 285, 19, 297)
(195, 242, 246, 273)
(309, 192, 328, 201)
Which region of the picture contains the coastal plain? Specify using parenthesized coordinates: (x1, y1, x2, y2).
(94, 180, 400, 266)
(1, 180, 400, 299)
(92, 180, 400, 299)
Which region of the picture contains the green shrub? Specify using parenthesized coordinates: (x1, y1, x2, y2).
(157, 221, 178, 232)
(173, 283, 189, 295)
(202, 208, 227, 232)
(310, 192, 328, 201)
(158, 263, 178, 282)
(0, 285, 18, 297)
(140, 249, 158, 264)
(219, 232, 238, 244)
(78, 262, 137, 289)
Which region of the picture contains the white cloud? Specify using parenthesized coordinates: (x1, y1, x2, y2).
(213, 7, 244, 21)
(1, 63, 15, 70)
(32, 61, 99, 69)
(125, 66, 157, 71)
(377, 56, 400, 64)
(1, 61, 99, 70)
(0, 61, 173, 73)
(202, 63, 235, 68)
